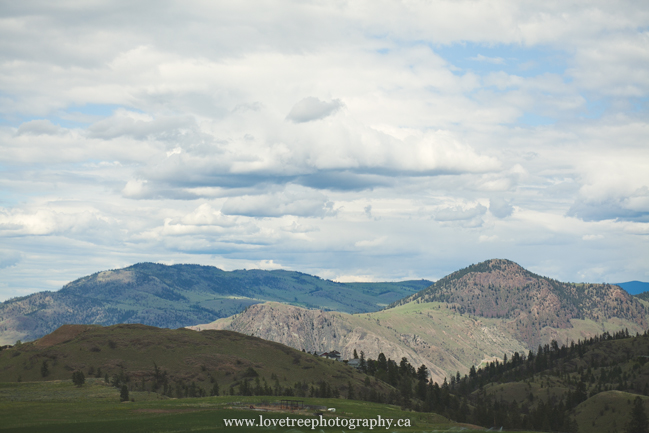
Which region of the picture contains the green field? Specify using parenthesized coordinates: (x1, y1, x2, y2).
(0, 379, 470, 433)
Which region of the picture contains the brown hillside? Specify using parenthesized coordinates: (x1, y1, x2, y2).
(33, 324, 97, 347)
(393, 259, 647, 347)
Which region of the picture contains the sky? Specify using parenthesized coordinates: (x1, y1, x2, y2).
(1, 1, 648, 301)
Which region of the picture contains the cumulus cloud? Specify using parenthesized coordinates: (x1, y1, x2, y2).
(0, 207, 118, 245)
(282, 221, 319, 233)
(87, 110, 197, 141)
(180, 204, 237, 227)
(16, 119, 63, 136)
(221, 187, 336, 218)
(0, 1, 649, 299)
(286, 97, 343, 123)
(435, 203, 488, 227)
(568, 194, 649, 222)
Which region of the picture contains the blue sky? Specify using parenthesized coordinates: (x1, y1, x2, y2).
(0, 1, 648, 300)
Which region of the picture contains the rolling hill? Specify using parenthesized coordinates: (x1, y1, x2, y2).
(0, 263, 430, 345)
(0, 323, 392, 399)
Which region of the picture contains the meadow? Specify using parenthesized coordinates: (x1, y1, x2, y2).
(0, 378, 469, 433)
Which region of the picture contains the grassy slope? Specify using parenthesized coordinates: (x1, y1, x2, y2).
(574, 391, 649, 433)
(0, 324, 389, 398)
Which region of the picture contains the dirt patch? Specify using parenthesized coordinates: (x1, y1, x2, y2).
(34, 325, 96, 347)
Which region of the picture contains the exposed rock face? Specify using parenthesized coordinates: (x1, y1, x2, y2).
(191, 302, 529, 385)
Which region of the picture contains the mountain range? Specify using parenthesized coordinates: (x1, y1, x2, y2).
(2, 258, 647, 385)
(192, 259, 649, 384)
(617, 280, 649, 295)
(0, 262, 429, 345)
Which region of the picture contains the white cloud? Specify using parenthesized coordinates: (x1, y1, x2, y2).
(282, 221, 319, 233)
(436, 203, 487, 222)
(286, 97, 343, 123)
(16, 119, 63, 136)
(221, 186, 336, 218)
(355, 236, 387, 248)
(0, 1, 648, 299)
(470, 54, 505, 64)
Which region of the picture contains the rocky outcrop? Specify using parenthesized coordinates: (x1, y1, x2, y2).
(191, 302, 529, 384)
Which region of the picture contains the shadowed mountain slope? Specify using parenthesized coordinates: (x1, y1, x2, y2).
(0, 262, 430, 345)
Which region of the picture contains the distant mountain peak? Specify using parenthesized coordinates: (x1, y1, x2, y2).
(391, 258, 646, 348)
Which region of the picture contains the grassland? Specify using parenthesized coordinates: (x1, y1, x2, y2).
(0, 379, 466, 433)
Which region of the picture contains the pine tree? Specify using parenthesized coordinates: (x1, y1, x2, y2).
(120, 385, 129, 402)
(626, 397, 648, 433)
(72, 370, 85, 387)
(347, 381, 355, 400)
(40, 360, 49, 378)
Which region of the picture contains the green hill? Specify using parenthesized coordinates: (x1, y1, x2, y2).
(0, 263, 430, 345)
(0, 324, 392, 399)
(456, 330, 649, 432)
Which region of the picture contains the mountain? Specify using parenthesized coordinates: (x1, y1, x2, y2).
(620, 280, 649, 295)
(0, 262, 430, 345)
(391, 259, 646, 346)
(0, 324, 392, 399)
(193, 259, 649, 384)
(190, 301, 528, 385)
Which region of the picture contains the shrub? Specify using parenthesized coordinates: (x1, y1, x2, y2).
(72, 371, 85, 387)
(120, 385, 129, 402)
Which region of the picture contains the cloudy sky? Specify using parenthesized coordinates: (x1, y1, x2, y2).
(1, 1, 648, 301)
